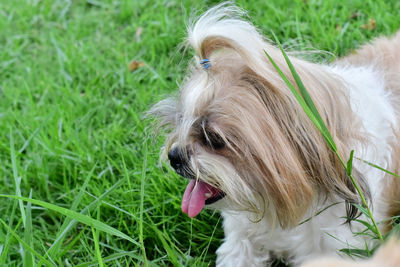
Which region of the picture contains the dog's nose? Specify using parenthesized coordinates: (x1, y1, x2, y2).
(168, 147, 184, 170)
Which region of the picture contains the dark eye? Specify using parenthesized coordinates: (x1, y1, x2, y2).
(202, 131, 225, 150)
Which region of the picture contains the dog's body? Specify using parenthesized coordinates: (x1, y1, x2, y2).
(151, 3, 400, 266)
(216, 52, 400, 266)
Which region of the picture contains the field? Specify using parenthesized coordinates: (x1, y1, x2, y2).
(1, 0, 400, 266)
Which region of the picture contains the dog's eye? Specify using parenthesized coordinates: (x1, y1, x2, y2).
(202, 131, 225, 150)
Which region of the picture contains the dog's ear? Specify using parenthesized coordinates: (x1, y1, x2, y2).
(237, 66, 371, 228)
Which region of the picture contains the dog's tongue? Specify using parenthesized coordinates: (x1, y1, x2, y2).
(182, 180, 216, 218)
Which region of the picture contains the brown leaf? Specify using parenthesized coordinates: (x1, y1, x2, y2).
(129, 60, 145, 72)
(349, 11, 361, 19)
(361, 18, 376, 30)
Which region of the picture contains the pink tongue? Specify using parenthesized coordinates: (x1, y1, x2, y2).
(181, 180, 215, 218)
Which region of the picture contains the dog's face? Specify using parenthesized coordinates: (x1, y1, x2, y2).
(153, 51, 320, 227)
(150, 5, 368, 228)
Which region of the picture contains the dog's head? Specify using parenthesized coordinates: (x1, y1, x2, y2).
(150, 3, 369, 228)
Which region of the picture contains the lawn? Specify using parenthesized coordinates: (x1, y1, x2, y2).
(1, 0, 399, 266)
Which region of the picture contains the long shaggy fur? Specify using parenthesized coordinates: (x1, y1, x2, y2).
(150, 3, 400, 266)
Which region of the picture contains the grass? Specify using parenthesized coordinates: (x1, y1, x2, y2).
(1, 0, 400, 266)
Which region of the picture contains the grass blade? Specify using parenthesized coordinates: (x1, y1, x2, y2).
(152, 226, 179, 266)
(347, 150, 355, 176)
(75, 251, 152, 267)
(91, 226, 104, 267)
(263, 51, 321, 131)
(195, 215, 222, 266)
(356, 157, 400, 179)
(23, 190, 34, 267)
(353, 219, 378, 236)
(269, 33, 337, 152)
(299, 202, 341, 225)
(352, 203, 370, 218)
(340, 247, 371, 258)
(0, 195, 140, 247)
(46, 165, 95, 260)
(145, 214, 180, 266)
(0, 219, 53, 266)
(43, 178, 125, 264)
(0, 205, 20, 265)
(139, 143, 149, 266)
(9, 128, 26, 227)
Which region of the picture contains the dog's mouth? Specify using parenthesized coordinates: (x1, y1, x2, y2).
(181, 180, 225, 218)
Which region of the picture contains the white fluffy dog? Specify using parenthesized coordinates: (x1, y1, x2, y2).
(150, 3, 400, 266)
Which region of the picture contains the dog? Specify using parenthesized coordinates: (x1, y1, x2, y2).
(149, 3, 400, 266)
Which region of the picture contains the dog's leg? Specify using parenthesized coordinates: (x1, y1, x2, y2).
(216, 212, 271, 267)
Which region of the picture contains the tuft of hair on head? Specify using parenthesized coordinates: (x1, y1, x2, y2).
(185, 2, 277, 77)
(187, 2, 250, 57)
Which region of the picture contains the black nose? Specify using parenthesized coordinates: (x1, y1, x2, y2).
(168, 147, 184, 171)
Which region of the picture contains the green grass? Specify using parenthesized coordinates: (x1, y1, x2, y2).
(0, 0, 399, 266)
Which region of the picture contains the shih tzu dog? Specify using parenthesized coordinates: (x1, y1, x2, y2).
(149, 2, 400, 266)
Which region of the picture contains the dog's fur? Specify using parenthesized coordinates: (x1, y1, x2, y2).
(300, 238, 400, 267)
(150, 3, 400, 266)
